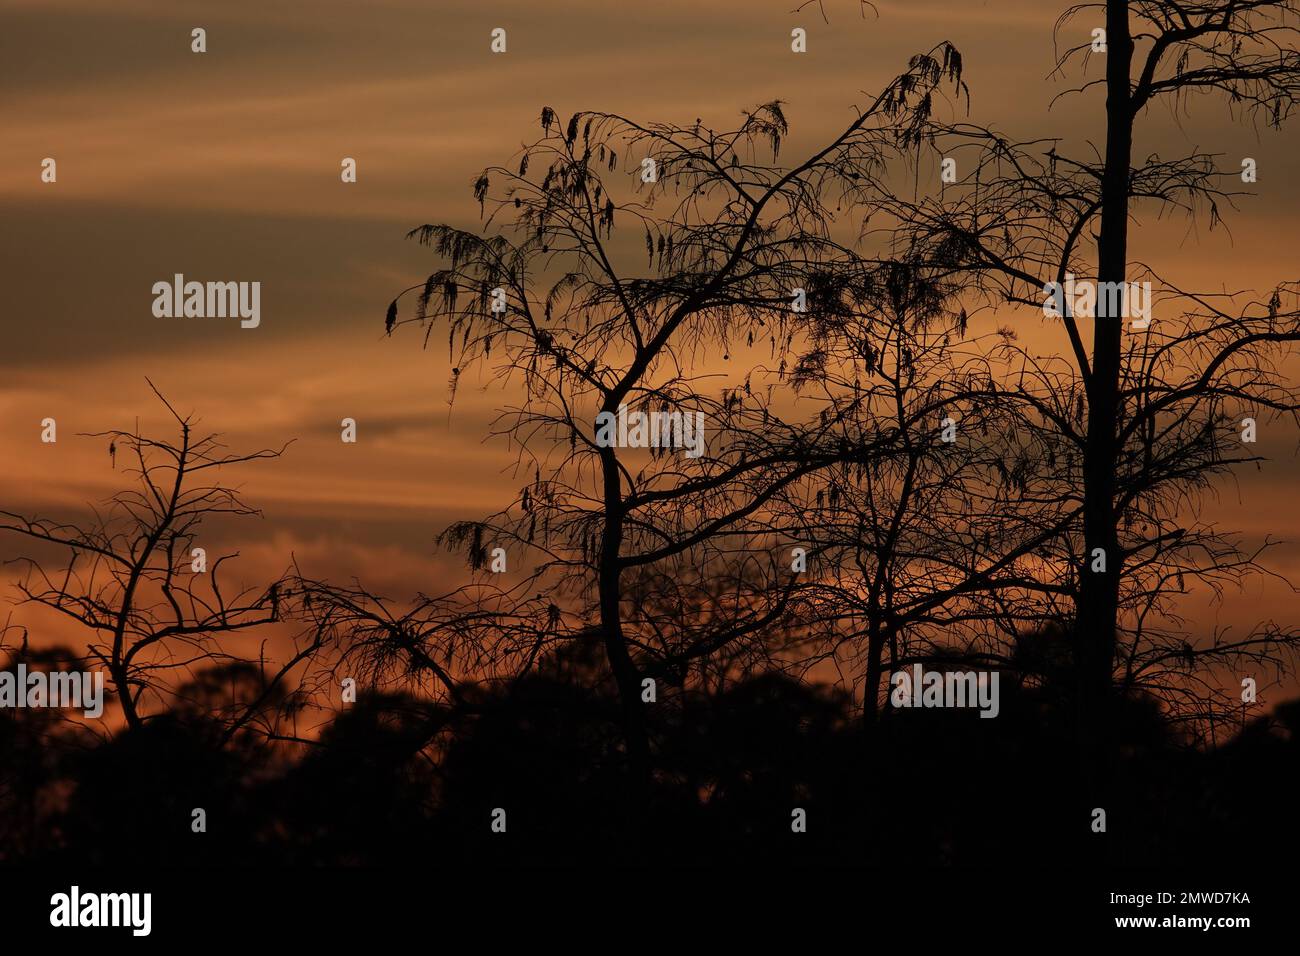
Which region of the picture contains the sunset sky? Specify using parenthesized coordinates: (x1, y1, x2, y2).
(2, 0, 1297, 696)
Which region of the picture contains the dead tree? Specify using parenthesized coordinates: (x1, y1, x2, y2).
(0, 385, 326, 741)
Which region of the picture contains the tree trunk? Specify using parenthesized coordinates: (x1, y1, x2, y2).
(597, 447, 652, 816)
(1073, 0, 1134, 858)
(863, 617, 887, 729)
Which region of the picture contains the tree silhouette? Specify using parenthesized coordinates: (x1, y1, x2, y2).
(370, 44, 973, 799)
(0, 385, 328, 740)
(355, 5, 1300, 855)
(877, 0, 1300, 818)
(6, 1, 1300, 872)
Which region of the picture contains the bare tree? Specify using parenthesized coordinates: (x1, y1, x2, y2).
(368, 45, 971, 792)
(0, 385, 327, 742)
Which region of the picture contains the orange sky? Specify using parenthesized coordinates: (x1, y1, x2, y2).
(2, 0, 1297, 703)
